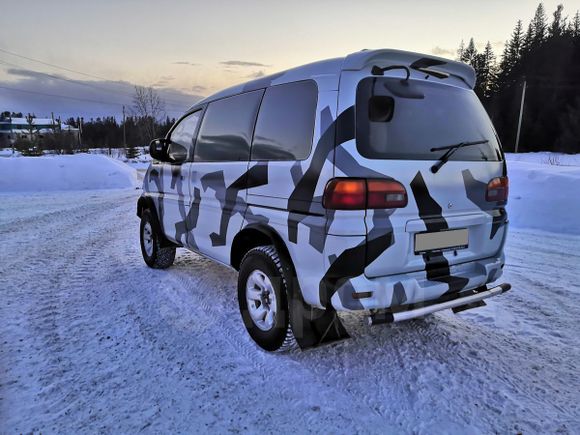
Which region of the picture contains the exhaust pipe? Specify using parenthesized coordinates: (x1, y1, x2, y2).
(369, 283, 511, 326)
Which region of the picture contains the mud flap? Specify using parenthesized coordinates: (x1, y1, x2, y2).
(274, 244, 349, 349)
(286, 277, 350, 349)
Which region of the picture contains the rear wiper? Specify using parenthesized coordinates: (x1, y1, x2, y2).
(430, 139, 489, 173)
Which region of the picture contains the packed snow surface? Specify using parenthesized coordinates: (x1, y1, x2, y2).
(0, 153, 579, 433)
(506, 153, 580, 234)
(0, 154, 138, 192)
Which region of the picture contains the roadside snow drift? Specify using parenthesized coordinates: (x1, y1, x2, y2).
(0, 154, 138, 192)
(506, 153, 580, 234)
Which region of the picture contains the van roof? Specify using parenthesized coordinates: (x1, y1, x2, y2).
(191, 49, 475, 109)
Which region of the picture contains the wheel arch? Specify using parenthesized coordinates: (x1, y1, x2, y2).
(230, 224, 295, 274)
(137, 195, 177, 248)
(137, 195, 155, 218)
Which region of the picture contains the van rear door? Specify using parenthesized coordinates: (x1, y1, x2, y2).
(336, 72, 508, 279)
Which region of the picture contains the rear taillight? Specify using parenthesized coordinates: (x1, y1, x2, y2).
(367, 179, 408, 208)
(323, 179, 366, 210)
(323, 178, 408, 210)
(486, 176, 509, 202)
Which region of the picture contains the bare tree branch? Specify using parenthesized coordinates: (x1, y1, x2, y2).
(131, 86, 166, 144)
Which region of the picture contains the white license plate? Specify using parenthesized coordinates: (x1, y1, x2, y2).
(415, 228, 468, 254)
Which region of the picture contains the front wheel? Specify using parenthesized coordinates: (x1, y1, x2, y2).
(238, 246, 296, 352)
(140, 209, 176, 269)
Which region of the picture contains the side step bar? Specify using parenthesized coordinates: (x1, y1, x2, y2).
(369, 283, 511, 326)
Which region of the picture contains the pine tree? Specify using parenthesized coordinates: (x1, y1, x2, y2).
(549, 4, 565, 38)
(461, 38, 478, 64)
(571, 11, 580, 37)
(472, 42, 498, 98)
(531, 3, 548, 44)
(456, 40, 465, 61)
(522, 22, 535, 52)
(483, 42, 498, 96)
(500, 20, 524, 75)
(499, 42, 510, 73)
(555, 96, 580, 153)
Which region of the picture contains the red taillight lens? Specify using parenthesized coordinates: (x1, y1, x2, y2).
(323, 179, 366, 210)
(486, 176, 509, 202)
(323, 178, 408, 210)
(367, 179, 408, 208)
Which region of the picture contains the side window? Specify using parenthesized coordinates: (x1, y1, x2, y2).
(251, 80, 317, 161)
(168, 110, 202, 161)
(194, 90, 263, 162)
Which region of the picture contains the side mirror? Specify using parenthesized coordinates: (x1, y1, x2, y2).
(149, 138, 169, 161)
(167, 142, 188, 163)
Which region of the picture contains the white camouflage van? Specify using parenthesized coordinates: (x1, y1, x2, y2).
(137, 49, 511, 351)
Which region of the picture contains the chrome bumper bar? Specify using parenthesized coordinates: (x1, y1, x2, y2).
(368, 283, 511, 325)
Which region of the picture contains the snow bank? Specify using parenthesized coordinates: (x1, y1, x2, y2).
(506, 151, 580, 166)
(506, 153, 580, 234)
(0, 154, 138, 192)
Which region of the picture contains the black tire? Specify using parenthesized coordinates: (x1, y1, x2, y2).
(140, 209, 176, 269)
(238, 246, 297, 352)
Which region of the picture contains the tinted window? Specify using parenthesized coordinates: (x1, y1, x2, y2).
(169, 110, 202, 161)
(356, 77, 502, 161)
(195, 90, 263, 162)
(251, 80, 317, 161)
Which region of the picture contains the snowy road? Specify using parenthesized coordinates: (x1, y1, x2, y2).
(1, 189, 579, 433)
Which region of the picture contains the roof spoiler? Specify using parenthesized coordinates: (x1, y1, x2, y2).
(342, 49, 476, 89)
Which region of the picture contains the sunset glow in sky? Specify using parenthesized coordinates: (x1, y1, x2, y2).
(1, 0, 577, 119)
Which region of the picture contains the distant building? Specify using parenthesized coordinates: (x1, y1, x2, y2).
(0, 117, 79, 145)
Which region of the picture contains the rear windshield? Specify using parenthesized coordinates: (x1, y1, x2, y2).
(355, 77, 502, 161)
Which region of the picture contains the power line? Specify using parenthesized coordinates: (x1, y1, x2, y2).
(0, 58, 188, 109)
(0, 59, 133, 101)
(0, 85, 125, 106)
(0, 85, 185, 117)
(0, 47, 195, 107)
(0, 47, 118, 83)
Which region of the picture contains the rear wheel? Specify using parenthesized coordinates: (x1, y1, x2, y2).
(238, 246, 296, 352)
(140, 209, 176, 269)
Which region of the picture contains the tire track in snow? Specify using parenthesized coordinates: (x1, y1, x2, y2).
(1, 194, 133, 431)
(2, 192, 579, 434)
(113, 244, 383, 431)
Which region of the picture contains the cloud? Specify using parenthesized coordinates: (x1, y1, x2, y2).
(0, 72, 203, 121)
(431, 46, 456, 57)
(172, 61, 199, 66)
(5, 68, 66, 80)
(246, 70, 265, 79)
(220, 60, 270, 67)
(152, 75, 176, 87)
(191, 85, 207, 93)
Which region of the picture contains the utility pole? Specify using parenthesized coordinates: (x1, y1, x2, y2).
(515, 78, 527, 153)
(122, 105, 127, 148)
(78, 117, 83, 151)
(9, 112, 14, 155)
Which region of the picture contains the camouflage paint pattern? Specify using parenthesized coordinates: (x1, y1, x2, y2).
(139, 49, 507, 322)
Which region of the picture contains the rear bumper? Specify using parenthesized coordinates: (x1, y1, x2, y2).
(368, 283, 511, 324)
(330, 255, 504, 311)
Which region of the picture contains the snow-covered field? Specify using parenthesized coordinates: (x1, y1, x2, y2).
(506, 153, 580, 234)
(1, 153, 579, 433)
(0, 154, 138, 192)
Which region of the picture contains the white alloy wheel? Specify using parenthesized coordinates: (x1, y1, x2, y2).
(245, 269, 278, 331)
(142, 221, 154, 257)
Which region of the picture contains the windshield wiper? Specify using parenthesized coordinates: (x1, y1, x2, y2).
(430, 139, 489, 173)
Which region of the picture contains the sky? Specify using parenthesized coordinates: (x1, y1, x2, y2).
(1, 0, 578, 120)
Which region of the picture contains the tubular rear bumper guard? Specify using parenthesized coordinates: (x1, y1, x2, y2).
(369, 283, 511, 325)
